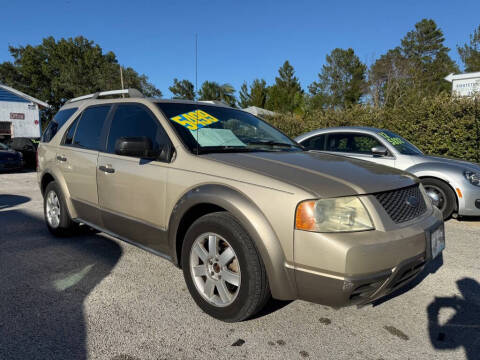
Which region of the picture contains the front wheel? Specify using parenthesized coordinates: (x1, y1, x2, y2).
(181, 212, 270, 322)
(422, 178, 456, 220)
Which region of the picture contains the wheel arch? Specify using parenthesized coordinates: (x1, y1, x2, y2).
(417, 175, 459, 212)
(39, 169, 78, 218)
(167, 184, 297, 300)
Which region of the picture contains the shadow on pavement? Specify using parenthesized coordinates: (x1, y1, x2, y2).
(427, 278, 480, 360)
(372, 253, 444, 307)
(455, 216, 480, 223)
(0, 194, 31, 209)
(0, 209, 122, 360)
(249, 298, 293, 320)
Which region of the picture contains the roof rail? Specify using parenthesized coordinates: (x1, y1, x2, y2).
(66, 88, 144, 104)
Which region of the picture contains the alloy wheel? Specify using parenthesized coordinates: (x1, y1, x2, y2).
(46, 190, 61, 228)
(189, 232, 241, 307)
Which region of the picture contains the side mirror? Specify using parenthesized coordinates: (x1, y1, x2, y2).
(114, 137, 174, 162)
(371, 146, 388, 157)
(158, 143, 174, 163)
(115, 137, 155, 158)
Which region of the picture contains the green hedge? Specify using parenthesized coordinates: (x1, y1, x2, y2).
(265, 93, 480, 163)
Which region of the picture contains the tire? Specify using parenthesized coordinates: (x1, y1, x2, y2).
(43, 181, 78, 236)
(421, 178, 456, 220)
(181, 212, 270, 322)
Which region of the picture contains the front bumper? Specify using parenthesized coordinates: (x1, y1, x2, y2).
(457, 182, 480, 216)
(293, 207, 443, 307)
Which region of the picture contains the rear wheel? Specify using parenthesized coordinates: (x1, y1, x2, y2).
(44, 181, 78, 236)
(181, 212, 270, 322)
(422, 178, 456, 220)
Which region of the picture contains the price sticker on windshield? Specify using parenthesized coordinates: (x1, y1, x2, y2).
(170, 110, 219, 131)
(378, 132, 405, 146)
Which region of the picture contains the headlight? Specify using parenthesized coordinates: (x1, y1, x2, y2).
(464, 170, 480, 186)
(295, 196, 374, 233)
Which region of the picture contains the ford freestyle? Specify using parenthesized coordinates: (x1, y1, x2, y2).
(37, 89, 445, 322)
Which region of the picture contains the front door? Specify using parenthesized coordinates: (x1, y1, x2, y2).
(97, 103, 172, 254)
(324, 132, 396, 168)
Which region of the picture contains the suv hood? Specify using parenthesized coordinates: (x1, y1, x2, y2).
(205, 151, 416, 198)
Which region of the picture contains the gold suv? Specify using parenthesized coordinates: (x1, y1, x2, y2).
(37, 89, 445, 322)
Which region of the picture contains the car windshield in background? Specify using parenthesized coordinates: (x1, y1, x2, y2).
(156, 103, 302, 154)
(377, 130, 423, 155)
(0, 142, 9, 150)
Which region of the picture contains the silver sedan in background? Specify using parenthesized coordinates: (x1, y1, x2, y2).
(295, 127, 480, 219)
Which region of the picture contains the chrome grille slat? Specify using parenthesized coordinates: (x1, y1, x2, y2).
(375, 185, 427, 223)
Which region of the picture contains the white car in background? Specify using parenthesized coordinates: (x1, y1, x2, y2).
(295, 127, 480, 220)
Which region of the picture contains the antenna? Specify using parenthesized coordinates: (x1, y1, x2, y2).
(195, 33, 198, 94)
(195, 33, 199, 156)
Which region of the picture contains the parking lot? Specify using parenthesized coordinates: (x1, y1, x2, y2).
(0, 171, 479, 360)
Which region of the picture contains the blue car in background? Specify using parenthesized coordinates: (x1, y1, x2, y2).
(0, 142, 23, 172)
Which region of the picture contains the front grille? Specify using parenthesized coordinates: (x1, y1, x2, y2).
(375, 185, 427, 223)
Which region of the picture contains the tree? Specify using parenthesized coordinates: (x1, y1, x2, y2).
(169, 78, 195, 100)
(458, 25, 480, 72)
(238, 79, 268, 108)
(369, 19, 458, 107)
(265, 61, 303, 113)
(309, 48, 366, 109)
(369, 48, 410, 107)
(0, 36, 161, 123)
(249, 79, 269, 108)
(238, 82, 250, 108)
(400, 19, 457, 94)
(197, 81, 236, 107)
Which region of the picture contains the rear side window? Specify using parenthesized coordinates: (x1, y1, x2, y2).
(72, 106, 111, 150)
(106, 104, 170, 156)
(41, 108, 78, 142)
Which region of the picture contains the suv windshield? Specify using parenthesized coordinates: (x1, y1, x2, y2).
(156, 103, 302, 154)
(377, 130, 423, 155)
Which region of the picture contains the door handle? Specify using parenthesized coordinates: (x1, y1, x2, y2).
(56, 155, 67, 162)
(99, 165, 115, 174)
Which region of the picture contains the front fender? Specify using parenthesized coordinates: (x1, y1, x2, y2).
(167, 184, 297, 300)
(406, 163, 463, 195)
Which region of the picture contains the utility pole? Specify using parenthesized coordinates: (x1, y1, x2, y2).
(119, 64, 125, 98)
(475, 96, 479, 163)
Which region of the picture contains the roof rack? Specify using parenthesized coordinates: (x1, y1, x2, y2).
(66, 88, 144, 104)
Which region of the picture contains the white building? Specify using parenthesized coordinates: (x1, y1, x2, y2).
(0, 84, 49, 139)
(242, 106, 277, 117)
(444, 72, 480, 97)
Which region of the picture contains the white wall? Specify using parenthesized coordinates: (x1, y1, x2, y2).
(0, 101, 41, 138)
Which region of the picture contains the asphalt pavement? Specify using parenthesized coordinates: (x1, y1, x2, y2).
(0, 172, 479, 360)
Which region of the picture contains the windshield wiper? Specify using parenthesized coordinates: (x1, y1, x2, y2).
(197, 146, 260, 154)
(246, 140, 304, 149)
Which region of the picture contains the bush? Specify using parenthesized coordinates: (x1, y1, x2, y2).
(266, 93, 480, 163)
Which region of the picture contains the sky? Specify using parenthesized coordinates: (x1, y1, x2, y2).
(1, 0, 479, 98)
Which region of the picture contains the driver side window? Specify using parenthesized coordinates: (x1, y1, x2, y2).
(326, 133, 382, 155)
(106, 104, 171, 159)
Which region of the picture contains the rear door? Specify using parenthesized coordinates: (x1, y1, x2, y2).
(97, 103, 172, 254)
(57, 105, 112, 226)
